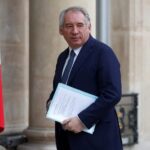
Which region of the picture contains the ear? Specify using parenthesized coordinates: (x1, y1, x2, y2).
(59, 27, 63, 35)
(88, 23, 91, 31)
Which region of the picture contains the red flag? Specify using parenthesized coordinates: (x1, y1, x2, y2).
(0, 61, 4, 132)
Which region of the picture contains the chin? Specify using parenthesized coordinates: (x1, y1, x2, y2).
(71, 43, 82, 48)
(71, 45, 81, 49)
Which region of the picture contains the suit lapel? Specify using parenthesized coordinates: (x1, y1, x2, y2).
(68, 36, 94, 84)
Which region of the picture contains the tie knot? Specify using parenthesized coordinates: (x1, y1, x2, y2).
(70, 50, 76, 58)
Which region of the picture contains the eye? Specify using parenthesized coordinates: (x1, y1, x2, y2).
(65, 24, 73, 29)
(77, 23, 84, 28)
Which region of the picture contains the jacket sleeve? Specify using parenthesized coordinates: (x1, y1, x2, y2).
(78, 48, 122, 129)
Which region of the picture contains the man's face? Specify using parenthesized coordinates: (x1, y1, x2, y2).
(59, 11, 91, 49)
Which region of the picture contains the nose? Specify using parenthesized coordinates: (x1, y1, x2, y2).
(72, 26, 79, 34)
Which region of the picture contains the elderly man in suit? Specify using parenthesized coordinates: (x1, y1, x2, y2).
(47, 6, 123, 150)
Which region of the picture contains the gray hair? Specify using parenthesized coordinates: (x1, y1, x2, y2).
(59, 6, 91, 27)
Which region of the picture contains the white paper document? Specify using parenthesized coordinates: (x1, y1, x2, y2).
(46, 83, 98, 134)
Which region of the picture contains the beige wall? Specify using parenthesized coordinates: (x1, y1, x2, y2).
(110, 0, 150, 149)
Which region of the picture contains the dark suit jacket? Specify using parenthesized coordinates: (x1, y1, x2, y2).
(47, 36, 123, 150)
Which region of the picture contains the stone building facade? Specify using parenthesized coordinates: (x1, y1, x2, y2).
(0, 0, 150, 150)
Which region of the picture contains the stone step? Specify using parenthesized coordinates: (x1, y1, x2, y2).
(17, 143, 56, 150)
(0, 145, 6, 150)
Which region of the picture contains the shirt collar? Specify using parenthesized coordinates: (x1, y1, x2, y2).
(69, 47, 82, 56)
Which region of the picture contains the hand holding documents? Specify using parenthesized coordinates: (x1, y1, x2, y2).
(46, 83, 98, 134)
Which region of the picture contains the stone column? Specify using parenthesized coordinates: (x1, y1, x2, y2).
(18, 0, 96, 150)
(18, 0, 56, 149)
(110, 0, 131, 92)
(0, 0, 29, 134)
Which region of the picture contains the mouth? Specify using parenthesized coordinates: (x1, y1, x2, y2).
(71, 37, 80, 41)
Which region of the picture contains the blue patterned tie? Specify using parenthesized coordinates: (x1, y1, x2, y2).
(61, 50, 76, 84)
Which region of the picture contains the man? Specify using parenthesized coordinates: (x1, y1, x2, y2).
(47, 6, 123, 150)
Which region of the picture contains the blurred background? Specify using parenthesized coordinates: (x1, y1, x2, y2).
(0, 0, 150, 150)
